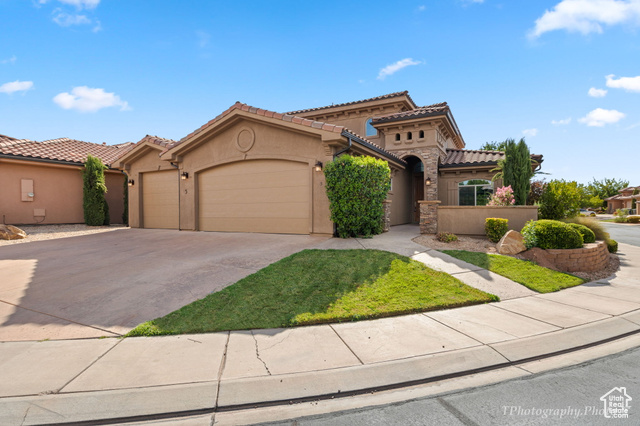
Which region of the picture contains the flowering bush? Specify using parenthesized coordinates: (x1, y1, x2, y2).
(488, 185, 515, 206)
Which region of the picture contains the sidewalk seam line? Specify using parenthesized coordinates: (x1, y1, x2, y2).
(329, 324, 364, 365)
(534, 294, 639, 316)
(422, 313, 488, 346)
(56, 338, 124, 394)
(213, 331, 231, 420)
(491, 304, 572, 329)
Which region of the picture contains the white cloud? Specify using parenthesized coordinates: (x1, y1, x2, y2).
(53, 86, 130, 112)
(551, 117, 572, 125)
(53, 11, 91, 26)
(588, 87, 607, 97)
(1, 55, 17, 65)
(58, 0, 100, 9)
(377, 58, 422, 80)
(523, 128, 539, 137)
(0, 80, 34, 94)
(578, 108, 625, 126)
(606, 74, 640, 92)
(529, 0, 640, 38)
(417, 5, 426, 12)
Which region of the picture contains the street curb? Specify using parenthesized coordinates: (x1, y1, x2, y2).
(3, 318, 640, 425)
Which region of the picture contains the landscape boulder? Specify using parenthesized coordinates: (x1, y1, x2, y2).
(497, 230, 527, 255)
(519, 247, 560, 271)
(0, 224, 27, 240)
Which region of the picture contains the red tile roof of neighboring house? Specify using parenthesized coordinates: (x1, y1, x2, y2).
(372, 102, 450, 123)
(0, 134, 134, 167)
(160, 102, 405, 165)
(287, 91, 417, 115)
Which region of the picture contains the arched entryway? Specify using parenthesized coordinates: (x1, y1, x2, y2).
(404, 156, 424, 224)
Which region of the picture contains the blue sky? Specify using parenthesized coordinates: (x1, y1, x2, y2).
(1, 0, 638, 184)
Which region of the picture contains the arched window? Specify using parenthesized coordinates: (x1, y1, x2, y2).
(395, 133, 401, 141)
(419, 130, 425, 139)
(458, 180, 493, 206)
(407, 132, 412, 140)
(365, 118, 377, 136)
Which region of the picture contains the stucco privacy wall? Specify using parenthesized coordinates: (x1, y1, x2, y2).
(0, 160, 124, 225)
(438, 206, 538, 235)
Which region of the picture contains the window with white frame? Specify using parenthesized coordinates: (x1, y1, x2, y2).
(458, 179, 493, 206)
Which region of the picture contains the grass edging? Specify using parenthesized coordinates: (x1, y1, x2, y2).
(442, 250, 585, 293)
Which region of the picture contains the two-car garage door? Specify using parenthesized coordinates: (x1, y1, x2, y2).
(198, 160, 310, 234)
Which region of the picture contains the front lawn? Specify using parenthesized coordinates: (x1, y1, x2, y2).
(127, 249, 498, 336)
(442, 250, 585, 293)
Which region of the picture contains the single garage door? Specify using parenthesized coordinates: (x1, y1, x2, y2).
(142, 170, 179, 229)
(198, 160, 310, 234)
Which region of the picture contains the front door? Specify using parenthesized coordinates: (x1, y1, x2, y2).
(413, 174, 424, 223)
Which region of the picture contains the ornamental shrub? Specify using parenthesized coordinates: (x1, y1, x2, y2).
(563, 217, 609, 241)
(487, 186, 515, 206)
(628, 216, 640, 224)
(436, 232, 458, 243)
(82, 155, 108, 226)
(521, 220, 583, 250)
(324, 155, 391, 238)
(539, 180, 581, 219)
(607, 239, 618, 253)
(485, 218, 509, 243)
(567, 223, 595, 244)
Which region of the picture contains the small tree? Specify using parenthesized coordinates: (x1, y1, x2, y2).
(527, 179, 546, 205)
(538, 180, 582, 220)
(83, 155, 108, 226)
(502, 138, 534, 205)
(324, 155, 391, 238)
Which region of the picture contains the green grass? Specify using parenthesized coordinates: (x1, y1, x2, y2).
(442, 250, 585, 293)
(127, 249, 498, 336)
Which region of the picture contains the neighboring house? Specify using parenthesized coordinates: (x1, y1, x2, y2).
(0, 134, 132, 225)
(115, 91, 543, 235)
(605, 186, 640, 213)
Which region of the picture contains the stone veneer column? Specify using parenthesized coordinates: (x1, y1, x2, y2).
(382, 200, 392, 232)
(419, 200, 440, 234)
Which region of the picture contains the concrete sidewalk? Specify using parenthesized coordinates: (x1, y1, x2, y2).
(1, 229, 640, 425)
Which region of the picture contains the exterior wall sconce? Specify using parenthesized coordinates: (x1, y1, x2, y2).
(314, 161, 323, 172)
(128, 179, 135, 187)
(425, 177, 432, 186)
(181, 172, 189, 180)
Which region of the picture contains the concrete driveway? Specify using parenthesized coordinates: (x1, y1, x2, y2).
(0, 229, 329, 341)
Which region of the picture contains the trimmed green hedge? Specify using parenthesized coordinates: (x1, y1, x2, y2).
(521, 220, 583, 250)
(607, 239, 618, 253)
(567, 223, 596, 244)
(324, 155, 391, 238)
(82, 155, 109, 226)
(485, 218, 509, 243)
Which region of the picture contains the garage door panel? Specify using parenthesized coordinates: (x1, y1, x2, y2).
(198, 160, 310, 234)
(199, 217, 309, 234)
(199, 186, 308, 205)
(142, 171, 178, 229)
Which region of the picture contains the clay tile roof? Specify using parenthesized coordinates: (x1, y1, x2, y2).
(442, 149, 504, 167)
(287, 91, 417, 115)
(168, 102, 347, 152)
(0, 134, 135, 167)
(339, 128, 406, 165)
(442, 149, 544, 168)
(371, 102, 449, 124)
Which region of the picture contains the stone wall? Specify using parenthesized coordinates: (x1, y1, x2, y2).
(545, 241, 610, 273)
(419, 200, 440, 234)
(382, 200, 392, 232)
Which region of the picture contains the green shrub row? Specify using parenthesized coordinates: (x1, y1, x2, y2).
(566, 223, 596, 243)
(521, 220, 583, 250)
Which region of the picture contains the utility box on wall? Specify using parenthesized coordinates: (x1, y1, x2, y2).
(21, 179, 34, 202)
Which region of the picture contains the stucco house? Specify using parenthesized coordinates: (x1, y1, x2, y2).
(605, 186, 639, 213)
(115, 91, 542, 235)
(0, 134, 131, 225)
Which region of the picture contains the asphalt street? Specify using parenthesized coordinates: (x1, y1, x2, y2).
(263, 345, 640, 426)
(603, 223, 640, 248)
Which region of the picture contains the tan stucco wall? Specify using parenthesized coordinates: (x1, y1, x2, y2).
(389, 168, 412, 225)
(0, 160, 124, 225)
(438, 206, 538, 235)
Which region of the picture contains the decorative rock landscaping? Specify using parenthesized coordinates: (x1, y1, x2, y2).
(520, 241, 610, 273)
